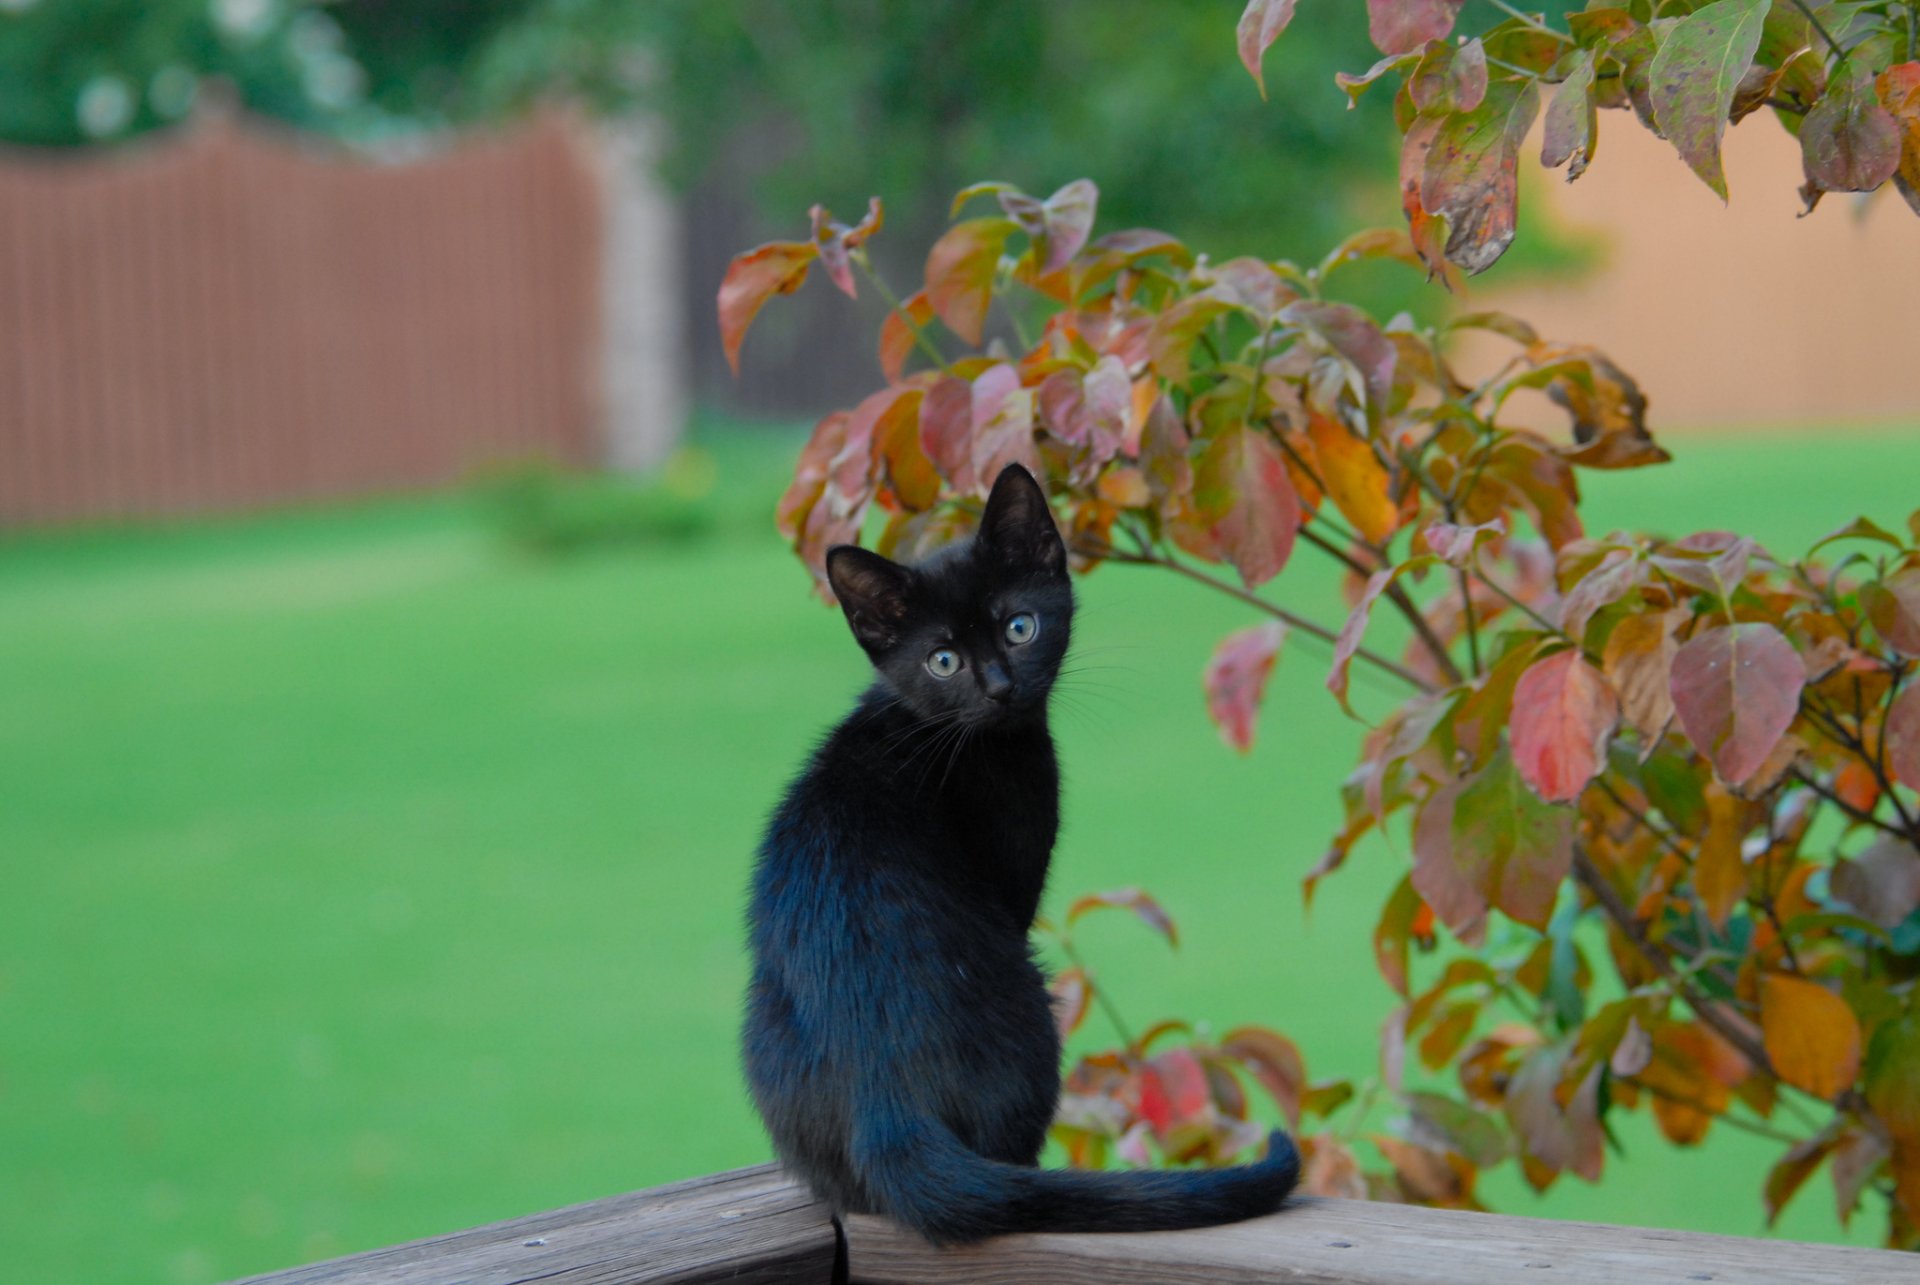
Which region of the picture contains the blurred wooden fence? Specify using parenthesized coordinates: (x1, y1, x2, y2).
(0, 112, 604, 526)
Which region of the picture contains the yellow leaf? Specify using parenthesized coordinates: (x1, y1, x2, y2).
(1694, 786, 1749, 930)
(1305, 412, 1398, 544)
(1761, 974, 1862, 1101)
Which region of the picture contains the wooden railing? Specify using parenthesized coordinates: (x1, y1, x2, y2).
(231, 1164, 1913, 1285)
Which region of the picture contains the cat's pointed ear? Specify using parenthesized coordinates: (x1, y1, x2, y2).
(826, 545, 914, 653)
(979, 464, 1066, 576)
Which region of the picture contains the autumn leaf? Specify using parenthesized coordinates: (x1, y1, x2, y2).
(878, 289, 936, 384)
(1761, 974, 1862, 1101)
(1051, 967, 1093, 1040)
(917, 374, 976, 496)
(1414, 748, 1575, 935)
(1510, 649, 1621, 804)
(1221, 1026, 1307, 1128)
(1139, 1047, 1211, 1137)
(1863, 568, 1920, 657)
(1421, 75, 1540, 275)
(1831, 838, 1920, 931)
(926, 217, 1017, 346)
(1647, 0, 1770, 200)
(1367, 0, 1465, 56)
(1304, 412, 1398, 543)
(1882, 62, 1920, 215)
(1603, 610, 1679, 751)
(1001, 179, 1100, 275)
(1669, 622, 1805, 786)
(1543, 50, 1599, 181)
(1764, 1131, 1838, 1226)
(808, 197, 883, 299)
(1694, 785, 1750, 930)
(1067, 887, 1180, 948)
(1558, 549, 1645, 645)
(717, 240, 817, 375)
(1374, 874, 1426, 997)
(1888, 682, 1920, 791)
(1194, 423, 1301, 589)
(969, 364, 1041, 496)
(1205, 621, 1288, 754)
(1327, 566, 1401, 717)
(1282, 301, 1398, 414)
(1505, 1041, 1604, 1187)
(1801, 60, 1902, 196)
(1236, 0, 1300, 100)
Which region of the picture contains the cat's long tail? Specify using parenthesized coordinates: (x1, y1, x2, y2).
(854, 1120, 1300, 1245)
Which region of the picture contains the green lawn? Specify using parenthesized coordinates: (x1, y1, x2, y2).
(2, 424, 1916, 1282)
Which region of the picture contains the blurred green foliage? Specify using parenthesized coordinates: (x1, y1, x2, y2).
(0, 0, 1425, 254)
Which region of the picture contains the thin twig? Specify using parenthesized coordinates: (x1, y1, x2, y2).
(1296, 528, 1464, 685)
(853, 251, 953, 376)
(1790, 0, 1845, 57)
(1486, 0, 1573, 42)
(1571, 847, 1775, 1077)
(1620, 1077, 1804, 1146)
(1095, 545, 1436, 693)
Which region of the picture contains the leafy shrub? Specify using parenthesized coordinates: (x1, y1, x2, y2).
(721, 6, 1920, 1249)
(480, 452, 716, 554)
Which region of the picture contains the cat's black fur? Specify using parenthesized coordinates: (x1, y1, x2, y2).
(743, 464, 1299, 1245)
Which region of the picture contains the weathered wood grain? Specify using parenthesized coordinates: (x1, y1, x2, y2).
(228, 1164, 837, 1285)
(845, 1195, 1920, 1285)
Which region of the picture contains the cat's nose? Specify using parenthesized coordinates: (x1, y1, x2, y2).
(980, 661, 1013, 702)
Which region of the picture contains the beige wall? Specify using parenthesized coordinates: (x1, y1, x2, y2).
(1464, 110, 1920, 430)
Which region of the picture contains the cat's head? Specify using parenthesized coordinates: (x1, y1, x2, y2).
(825, 464, 1073, 728)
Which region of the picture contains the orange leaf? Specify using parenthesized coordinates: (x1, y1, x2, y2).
(717, 241, 817, 374)
(1304, 412, 1398, 544)
(1602, 609, 1679, 750)
(878, 289, 935, 384)
(1694, 785, 1751, 930)
(1761, 974, 1862, 1101)
(1066, 888, 1179, 948)
(925, 218, 1017, 346)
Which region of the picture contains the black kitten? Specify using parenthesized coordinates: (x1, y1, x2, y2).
(742, 463, 1298, 1245)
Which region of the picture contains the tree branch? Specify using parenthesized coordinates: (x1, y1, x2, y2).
(1092, 544, 1436, 694)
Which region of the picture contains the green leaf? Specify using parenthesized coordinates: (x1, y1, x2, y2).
(1647, 0, 1770, 200)
(1542, 49, 1599, 181)
(1413, 748, 1576, 936)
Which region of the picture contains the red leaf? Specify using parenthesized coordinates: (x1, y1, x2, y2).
(1205, 621, 1288, 753)
(1221, 1026, 1307, 1129)
(1193, 424, 1300, 590)
(717, 241, 816, 375)
(1139, 1048, 1211, 1137)
(926, 217, 1016, 346)
(1510, 649, 1621, 804)
(1669, 623, 1805, 786)
(1281, 300, 1398, 412)
(1802, 60, 1902, 195)
(918, 375, 977, 495)
(1066, 888, 1180, 948)
(1864, 568, 1920, 657)
(878, 289, 935, 383)
(1421, 76, 1541, 274)
(1423, 518, 1504, 568)
(1647, 0, 1770, 200)
(1035, 179, 1099, 274)
(807, 197, 883, 299)
(1237, 0, 1300, 99)
(1414, 748, 1574, 936)
(969, 364, 1041, 497)
(1327, 567, 1396, 717)
(1888, 682, 1920, 791)
(1367, 0, 1464, 55)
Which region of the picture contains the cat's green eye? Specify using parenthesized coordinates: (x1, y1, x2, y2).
(927, 649, 962, 678)
(1005, 613, 1038, 645)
